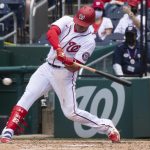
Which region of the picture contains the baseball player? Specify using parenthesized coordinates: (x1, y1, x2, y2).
(0, 5, 120, 143)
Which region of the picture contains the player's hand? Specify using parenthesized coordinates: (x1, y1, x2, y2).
(56, 47, 65, 62)
(56, 48, 74, 65)
(63, 56, 74, 66)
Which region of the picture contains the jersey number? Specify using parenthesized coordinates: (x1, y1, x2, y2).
(66, 42, 81, 52)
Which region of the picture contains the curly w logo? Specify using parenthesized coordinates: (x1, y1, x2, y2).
(66, 41, 81, 52)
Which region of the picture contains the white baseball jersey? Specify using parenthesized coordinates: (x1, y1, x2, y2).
(16, 16, 117, 136)
(90, 17, 113, 40)
(47, 16, 95, 67)
(114, 14, 145, 38)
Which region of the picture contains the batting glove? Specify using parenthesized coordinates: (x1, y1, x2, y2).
(56, 48, 65, 62)
(63, 56, 74, 66)
(56, 48, 74, 66)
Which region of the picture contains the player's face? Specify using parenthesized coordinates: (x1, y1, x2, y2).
(75, 24, 88, 33)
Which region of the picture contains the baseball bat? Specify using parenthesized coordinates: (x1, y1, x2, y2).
(74, 62, 132, 87)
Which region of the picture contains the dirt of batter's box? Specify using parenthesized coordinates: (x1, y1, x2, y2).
(1, 138, 150, 150)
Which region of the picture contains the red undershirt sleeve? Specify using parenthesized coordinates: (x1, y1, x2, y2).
(46, 25, 61, 50)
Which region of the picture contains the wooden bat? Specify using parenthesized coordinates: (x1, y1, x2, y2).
(74, 62, 132, 87)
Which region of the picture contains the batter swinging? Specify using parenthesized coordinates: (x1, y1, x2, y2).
(0, 5, 120, 143)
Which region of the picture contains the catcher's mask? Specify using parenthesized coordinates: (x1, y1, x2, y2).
(125, 26, 137, 46)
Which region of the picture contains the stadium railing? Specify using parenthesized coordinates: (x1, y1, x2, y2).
(0, 12, 17, 43)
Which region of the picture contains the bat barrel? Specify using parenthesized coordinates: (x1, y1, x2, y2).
(95, 70, 132, 87)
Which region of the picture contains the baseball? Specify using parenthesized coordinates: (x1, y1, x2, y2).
(2, 78, 12, 86)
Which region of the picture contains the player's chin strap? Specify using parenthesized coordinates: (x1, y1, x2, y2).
(6, 105, 28, 134)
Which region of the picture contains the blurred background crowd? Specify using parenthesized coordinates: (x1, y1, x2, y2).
(0, 0, 149, 43)
(0, 0, 150, 76)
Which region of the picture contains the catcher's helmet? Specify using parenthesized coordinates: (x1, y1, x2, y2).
(73, 6, 95, 27)
(125, 26, 137, 37)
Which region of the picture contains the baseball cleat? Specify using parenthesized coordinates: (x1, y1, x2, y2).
(108, 129, 120, 143)
(0, 128, 13, 143)
(0, 137, 11, 143)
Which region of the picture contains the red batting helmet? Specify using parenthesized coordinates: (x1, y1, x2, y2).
(73, 6, 95, 27)
(92, 0, 104, 10)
